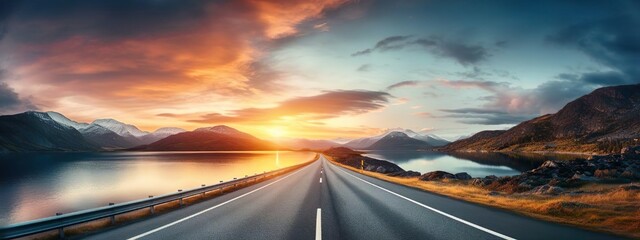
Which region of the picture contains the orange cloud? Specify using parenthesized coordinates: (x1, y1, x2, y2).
(252, 0, 347, 38)
(2, 0, 351, 127)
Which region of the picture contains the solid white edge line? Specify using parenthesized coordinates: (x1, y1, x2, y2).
(315, 208, 322, 240)
(127, 162, 316, 240)
(327, 158, 516, 240)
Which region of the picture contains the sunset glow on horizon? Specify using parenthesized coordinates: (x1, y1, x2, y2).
(1, 0, 638, 140)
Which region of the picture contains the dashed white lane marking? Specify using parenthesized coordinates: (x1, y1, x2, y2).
(316, 208, 322, 240)
(127, 163, 315, 240)
(329, 159, 516, 240)
(319, 177, 322, 183)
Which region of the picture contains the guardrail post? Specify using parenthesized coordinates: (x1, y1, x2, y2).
(178, 189, 184, 206)
(56, 213, 64, 239)
(148, 196, 155, 214)
(108, 203, 116, 224)
(201, 184, 206, 197)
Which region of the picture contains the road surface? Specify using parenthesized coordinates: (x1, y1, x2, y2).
(87, 155, 624, 240)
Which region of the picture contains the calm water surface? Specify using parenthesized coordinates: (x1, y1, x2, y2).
(0, 151, 314, 225)
(363, 151, 586, 178)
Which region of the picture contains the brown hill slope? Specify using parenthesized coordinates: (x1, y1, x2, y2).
(133, 125, 278, 151)
(444, 84, 640, 154)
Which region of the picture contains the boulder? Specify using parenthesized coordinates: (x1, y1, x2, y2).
(531, 184, 564, 195)
(454, 172, 472, 180)
(540, 160, 559, 168)
(594, 169, 619, 178)
(419, 171, 455, 181)
(621, 146, 640, 159)
(620, 184, 640, 191)
(387, 171, 421, 178)
(620, 166, 640, 179)
(571, 173, 596, 181)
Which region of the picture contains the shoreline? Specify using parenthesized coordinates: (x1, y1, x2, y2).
(324, 147, 640, 238)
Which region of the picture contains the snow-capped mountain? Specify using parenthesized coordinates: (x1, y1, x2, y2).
(405, 129, 450, 147)
(46, 111, 89, 129)
(343, 128, 450, 149)
(366, 131, 433, 150)
(92, 119, 149, 137)
(78, 124, 140, 148)
(47, 112, 146, 148)
(139, 127, 186, 144)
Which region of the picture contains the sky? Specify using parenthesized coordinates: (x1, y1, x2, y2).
(0, 0, 639, 140)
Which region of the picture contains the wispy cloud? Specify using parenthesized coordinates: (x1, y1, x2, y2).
(351, 35, 491, 66)
(189, 90, 392, 123)
(386, 80, 420, 90)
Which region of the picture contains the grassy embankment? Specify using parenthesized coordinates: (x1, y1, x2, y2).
(326, 155, 640, 239)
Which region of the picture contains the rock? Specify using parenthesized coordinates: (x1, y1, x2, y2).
(594, 169, 619, 178)
(571, 173, 596, 181)
(518, 182, 533, 189)
(454, 172, 472, 180)
(620, 184, 640, 191)
(620, 166, 640, 179)
(488, 191, 500, 196)
(540, 160, 559, 168)
(419, 171, 455, 181)
(387, 171, 421, 178)
(531, 185, 564, 195)
(471, 176, 497, 186)
(621, 146, 640, 158)
(375, 166, 387, 173)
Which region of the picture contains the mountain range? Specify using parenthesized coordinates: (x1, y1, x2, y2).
(343, 129, 450, 150)
(444, 83, 640, 154)
(0, 110, 453, 152)
(11, 82, 637, 155)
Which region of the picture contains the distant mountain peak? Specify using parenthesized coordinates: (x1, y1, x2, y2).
(153, 127, 186, 134)
(92, 118, 148, 137)
(46, 111, 89, 130)
(195, 125, 235, 132)
(343, 128, 450, 149)
(366, 131, 432, 150)
(385, 131, 410, 138)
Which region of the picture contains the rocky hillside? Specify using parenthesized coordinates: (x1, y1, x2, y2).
(444, 84, 640, 154)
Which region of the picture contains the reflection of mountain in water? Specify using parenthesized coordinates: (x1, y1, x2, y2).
(447, 152, 544, 172)
(364, 150, 449, 163)
(449, 151, 587, 172)
(365, 150, 584, 173)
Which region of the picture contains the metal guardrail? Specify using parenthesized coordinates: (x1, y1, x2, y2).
(0, 154, 318, 239)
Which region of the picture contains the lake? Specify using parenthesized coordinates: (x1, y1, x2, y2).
(0, 151, 315, 225)
(363, 151, 586, 178)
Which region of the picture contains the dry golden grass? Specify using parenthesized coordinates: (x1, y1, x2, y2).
(330, 159, 640, 239)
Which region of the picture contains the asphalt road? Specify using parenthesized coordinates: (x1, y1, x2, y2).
(86, 155, 625, 240)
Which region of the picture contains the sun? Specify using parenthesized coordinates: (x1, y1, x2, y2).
(267, 127, 287, 138)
